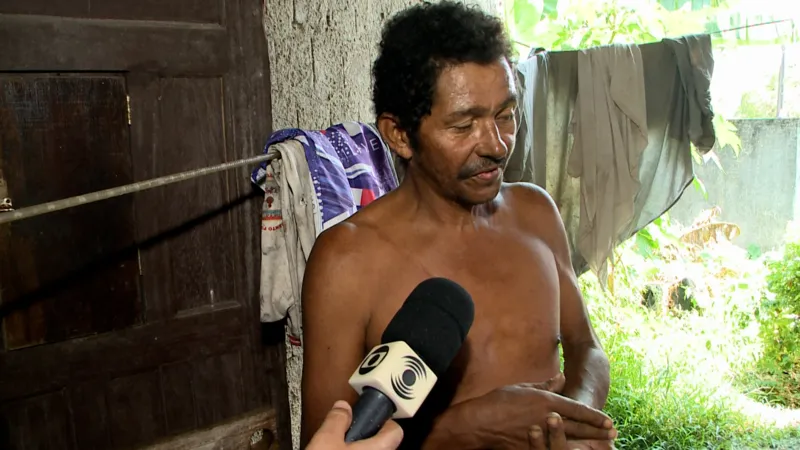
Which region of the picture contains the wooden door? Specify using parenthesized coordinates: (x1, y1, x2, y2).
(0, 2, 290, 449)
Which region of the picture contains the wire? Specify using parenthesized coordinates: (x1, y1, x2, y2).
(512, 17, 796, 50)
(513, 39, 530, 48)
(0, 153, 276, 225)
(709, 18, 793, 35)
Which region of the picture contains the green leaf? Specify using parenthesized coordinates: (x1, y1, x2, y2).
(635, 228, 658, 258)
(510, 0, 545, 44)
(542, 0, 559, 18)
(691, 146, 703, 164)
(692, 177, 708, 200)
(708, 150, 725, 172)
(579, 29, 594, 48)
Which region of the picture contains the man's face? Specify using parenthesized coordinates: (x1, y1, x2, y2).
(412, 58, 517, 206)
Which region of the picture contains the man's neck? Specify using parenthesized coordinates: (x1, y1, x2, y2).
(399, 171, 498, 229)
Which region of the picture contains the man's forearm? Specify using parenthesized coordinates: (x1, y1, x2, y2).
(420, 399, 489, 450)
(562, 344, 610, 409)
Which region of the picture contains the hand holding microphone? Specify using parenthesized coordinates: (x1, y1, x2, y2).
(306, 401, 403, 450)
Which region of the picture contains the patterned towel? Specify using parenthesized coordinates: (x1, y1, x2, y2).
(251, 121, 398, 231)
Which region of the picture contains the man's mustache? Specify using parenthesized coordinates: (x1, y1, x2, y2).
(458, 156, 507, 179)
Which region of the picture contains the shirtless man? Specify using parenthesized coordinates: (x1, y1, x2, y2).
(301, 2, 616, 449)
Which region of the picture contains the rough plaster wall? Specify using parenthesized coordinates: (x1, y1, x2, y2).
(262, 1, 500, 448)
(265, 0, 501, 130)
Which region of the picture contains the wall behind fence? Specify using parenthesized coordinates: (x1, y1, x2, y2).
(670, 119, 800, 251)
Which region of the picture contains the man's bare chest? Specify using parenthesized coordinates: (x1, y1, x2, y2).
(364, 232, 563, 392)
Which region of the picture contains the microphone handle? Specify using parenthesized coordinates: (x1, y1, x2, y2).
(344, 387, 397, 442)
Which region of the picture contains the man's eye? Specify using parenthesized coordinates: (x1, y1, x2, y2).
(453, 122, 473, 131)
(497, 111, 515, 122)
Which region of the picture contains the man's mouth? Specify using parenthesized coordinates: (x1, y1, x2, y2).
(473, 166, 501, 180)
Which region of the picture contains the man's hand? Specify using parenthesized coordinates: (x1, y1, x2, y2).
(527, 413, 568, 450)
(528, 414, 616, 450)
(306, 401, 404, 450)
(464, 374, 615, 450)
(566, 440, 616, 450)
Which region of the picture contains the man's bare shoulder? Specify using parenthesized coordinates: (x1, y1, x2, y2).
(501, 182, 560, 218)
(302, 198, 406, 321)
(501, 182, 572, 266)
(306, 199, 402, 282)
(306, 221, 379, 273)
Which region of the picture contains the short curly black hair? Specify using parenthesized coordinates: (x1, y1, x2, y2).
(372, 1, 513, 149)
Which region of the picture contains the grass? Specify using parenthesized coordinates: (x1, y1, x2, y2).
(577, 217, 800, 449)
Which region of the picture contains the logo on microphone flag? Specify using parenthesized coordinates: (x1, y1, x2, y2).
(348, 341, 438, 419)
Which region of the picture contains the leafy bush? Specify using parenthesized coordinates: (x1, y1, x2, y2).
(754, 241, 800, 407)
(578, 214, 798, 449)
(587, 280, 761, 449)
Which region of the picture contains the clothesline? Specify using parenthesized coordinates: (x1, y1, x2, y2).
(512, 17, 795, 50)
(5, 18, 793, 227)
(0, 153, 278, 225)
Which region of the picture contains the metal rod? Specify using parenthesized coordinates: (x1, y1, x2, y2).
(777, 43, 786, 117)
(0, 153, 276, 225)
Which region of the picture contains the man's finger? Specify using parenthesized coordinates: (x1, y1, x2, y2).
(352, 420, 404, 450)
(518, 372, 566, 392)
(562, 419, 616, 440)
(546, 372, 566, 393)
(315, 401, 353, 436)
(528, 425, 547, 450)
(547, 413, 569, 450)
(549, 395, 613, 429)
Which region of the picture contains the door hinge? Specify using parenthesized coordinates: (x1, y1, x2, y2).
(126, 95, 132, 126)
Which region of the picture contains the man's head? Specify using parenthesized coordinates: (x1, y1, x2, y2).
(373, 1, 517, 206)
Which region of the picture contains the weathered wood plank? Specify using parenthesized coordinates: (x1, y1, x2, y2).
(0, 75, 141, 351)
(0, 15, 228, 74)
(142, 408, 277, 450)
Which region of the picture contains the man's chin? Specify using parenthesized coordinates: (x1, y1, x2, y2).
(460, 184, 502, 206)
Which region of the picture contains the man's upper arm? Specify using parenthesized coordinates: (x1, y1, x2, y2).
(300, 224, 371, 446)
(517, 184, 600, 348)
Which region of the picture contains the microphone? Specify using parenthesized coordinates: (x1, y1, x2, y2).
(344, 277, 475, 442)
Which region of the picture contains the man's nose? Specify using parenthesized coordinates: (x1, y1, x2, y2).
(476, 119, 508, 160)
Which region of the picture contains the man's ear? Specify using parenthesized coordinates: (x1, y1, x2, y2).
(377, 113, 413, 161)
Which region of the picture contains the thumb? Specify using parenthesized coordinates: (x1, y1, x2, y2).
(541, 372, 566, 393)
(352, 420, 404, 450)
(316, 401, 353, 436)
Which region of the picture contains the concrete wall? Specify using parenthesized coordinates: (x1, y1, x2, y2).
(262, 2, 500, 448)
(265, 0, 500, 130)
(670, 119, 800, 251)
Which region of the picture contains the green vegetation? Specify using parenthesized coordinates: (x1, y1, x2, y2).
(749, 228, 800, 409)
(504, 1, 800, 447)
(580, 214, 799, 448)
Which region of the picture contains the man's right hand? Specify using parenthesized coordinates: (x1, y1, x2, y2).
(468, 375, 615, 450)
(527, 413, 569, 450)
(528, 414, 617, 450)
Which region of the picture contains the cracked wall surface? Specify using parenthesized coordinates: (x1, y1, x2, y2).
(262, 1, 500, 448)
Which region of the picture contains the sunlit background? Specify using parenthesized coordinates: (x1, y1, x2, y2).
(503, 1, 800, 448)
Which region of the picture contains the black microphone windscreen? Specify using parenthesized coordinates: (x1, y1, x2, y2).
(380, 277, 475, 376)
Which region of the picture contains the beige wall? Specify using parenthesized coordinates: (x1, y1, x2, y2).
(262, 1, 501, 448)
